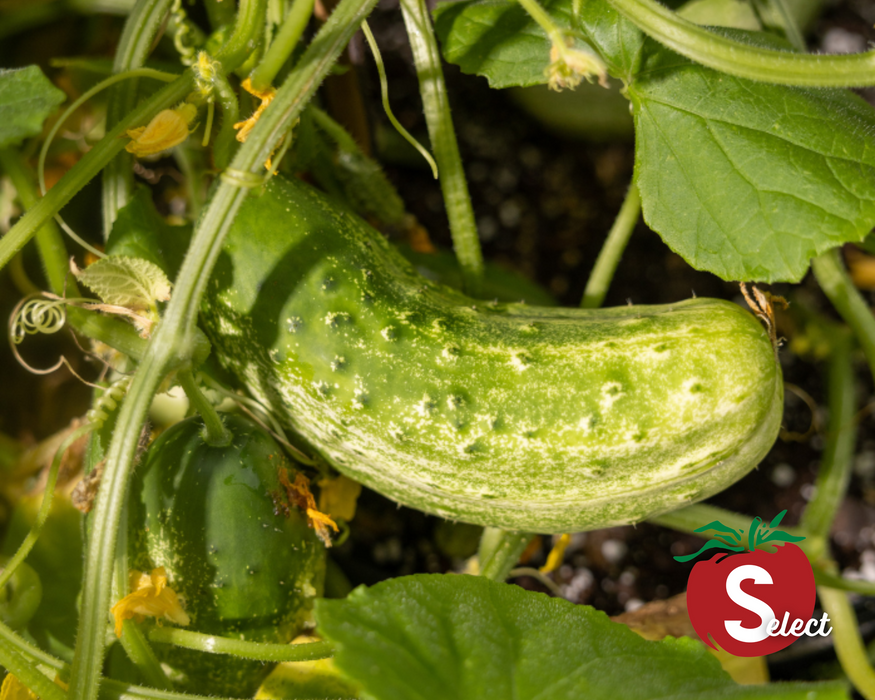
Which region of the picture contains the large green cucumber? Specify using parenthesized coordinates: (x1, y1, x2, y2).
(128, 414, 325, 697)
(201, 176, 783, 533)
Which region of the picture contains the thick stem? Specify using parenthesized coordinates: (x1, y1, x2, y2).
(0, 639, 67, 700)
(800, 329, 857, 557)
(102, 0, 176, 237)
(605, 0, 875, 86)
(580, 184, 640, 309)
(250, 0, 316, 91)
(210, 68, 242, 171)
(811, 249, 875, 381)
(147, 628, 334, 662)
(177, 368, 231, 446)
(477, 527, 534, 581)
(818, 586, 875, 700)
(400, 0, 484, 297)
(67, 2, 378, 699)
(0, 148, 73, 296)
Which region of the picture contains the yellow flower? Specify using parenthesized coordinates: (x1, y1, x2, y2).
(539, 533, 571, 573)
(110, 567, 191, 637)
(233, 78, 276, 144)
(0, 675, 37, 700)
(125, 103, 198, 157)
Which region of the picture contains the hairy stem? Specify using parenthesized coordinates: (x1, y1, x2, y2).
(0, 148, 73, 296)
(148, 628, 334, 662)
(102, 0, 176, 237)
(250, 0, 316, 91)
(68, 1, 378, 699)
(580, 184, 640, 309)
(818, 585, 875, 700)
(178, 368, 231, 446)
(400, 0, 484, 296)
(478, 527, 535, 581)
(605, 0, 875, 86)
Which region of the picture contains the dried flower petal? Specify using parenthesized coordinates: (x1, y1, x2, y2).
(279, 469, 338, 547)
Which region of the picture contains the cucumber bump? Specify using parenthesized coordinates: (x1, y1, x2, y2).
(127, 414, 326, 696)
(202, 176, 783, 534)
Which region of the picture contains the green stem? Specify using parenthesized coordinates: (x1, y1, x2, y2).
(177, 368, 231, 446)
(68, 2, 377, 699)
(651, 504, 817, 559)
(400, 0, 484, 297)
(250, 0, 316, 91)
(818, 585, 875, 700)
(0, 638, 67, 700)
(210, 69, 241, 171)
(604, 0, 875, 86)
(800, 328, 856, 557)
(477, 527, 534, 581)
(118, 621, 173, 690)
(516, 0, 567, 46)
(813, 568, 875, 596)
(147, 628, 334, 662)
(0, 148, 73, 296)
(811, 249, 875, 381)
(102, 0, 176, 237)
(580, 183, 640, 309)
(0, 618, 64, 671)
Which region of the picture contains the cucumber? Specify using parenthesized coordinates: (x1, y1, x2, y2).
(201, 176, 783, 534)
(127, 414, 325, 697)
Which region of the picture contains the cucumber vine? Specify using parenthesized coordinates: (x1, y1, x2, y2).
(1, 0, 875, 697)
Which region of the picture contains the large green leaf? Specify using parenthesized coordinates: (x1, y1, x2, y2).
(628, 43, 875, 282)
(433, 0, 643, 88)
(316, 574, 846, 700)
(0, 66, 65, 148)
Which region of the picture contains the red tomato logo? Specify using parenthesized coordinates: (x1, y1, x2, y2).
(677, 511, 817, 657)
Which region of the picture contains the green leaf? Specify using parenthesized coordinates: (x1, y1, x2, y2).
(629, 41, 875, 282)
(316, 574, 847, 700)
(106, 186, 192, 280)
(0, 66, 65, 148)
(432, 0, 643, 88)
(76, 255, 171, 311)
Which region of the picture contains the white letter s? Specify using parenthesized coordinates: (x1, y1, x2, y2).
(724, 565, 776, 643)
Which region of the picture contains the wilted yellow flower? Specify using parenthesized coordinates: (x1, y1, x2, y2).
(279, 470, 338, 547)
(110, 566, 191, 637)
(234, 78, 276, 143)
(547, 40, 608, 91)
(125, 103, 198, 157)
